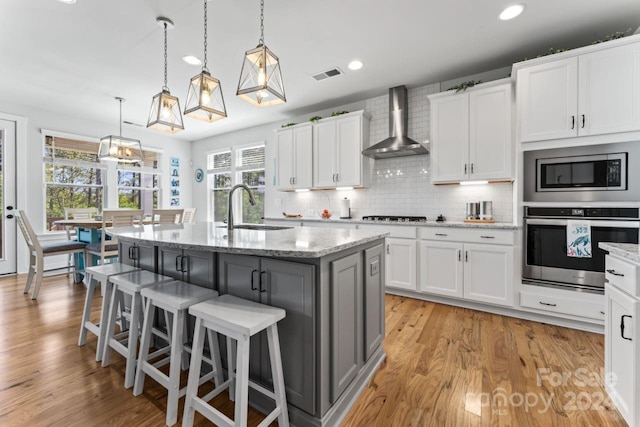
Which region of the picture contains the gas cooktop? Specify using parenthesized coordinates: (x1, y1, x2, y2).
(361, 215, 427, 223)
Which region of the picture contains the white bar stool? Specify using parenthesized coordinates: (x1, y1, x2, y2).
(182, 294, 289, 427)
(78, 263, 140, 362)
(101, 269, 175, 388)
(133, 281, 222, 427)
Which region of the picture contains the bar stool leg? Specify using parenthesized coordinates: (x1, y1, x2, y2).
(206, 329, 224, 387)
(227, 337, 236, 402)
(234, 336, 250, 426)
(133, 300, 156, 397)
(124, 292, 142, 389)
(166, 309, 185, 426)
(78, 272, 95, 347)
(182, 317, 206, 427)
(267, 324, 290, 427)
(102, 284, 120, 367)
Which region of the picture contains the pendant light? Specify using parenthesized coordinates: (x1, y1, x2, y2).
(236, 0, 286, 107)
(184, 0, 227, 122)
(98, 97, 144, 163)
(147, 17, 184, 133)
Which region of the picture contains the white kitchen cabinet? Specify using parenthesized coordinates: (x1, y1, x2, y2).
(419, 240, 463, 297)
(463, 243, 514, 306)
(385, 237, 417, 291)
(276, 124, 313, 191)
(313, 111, 370, 189)
(516, 38, 640, 143)
(429, 79, 513, 183)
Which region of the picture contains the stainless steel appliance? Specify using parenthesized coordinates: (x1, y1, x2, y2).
(480, 201, 493, 220)
(465, 203, 479, 220)
(362, 215, 427, 223)
(523, 207, 639, 292)
(524, 142, 640, 202)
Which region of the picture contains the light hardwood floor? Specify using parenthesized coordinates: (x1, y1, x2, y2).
(0, 275, 626, 426)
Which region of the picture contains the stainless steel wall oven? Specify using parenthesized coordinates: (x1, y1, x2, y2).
(523, 207, 639, 293)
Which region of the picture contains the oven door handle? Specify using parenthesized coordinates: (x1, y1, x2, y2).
(525, 218, 640, 228)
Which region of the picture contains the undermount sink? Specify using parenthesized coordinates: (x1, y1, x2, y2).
(217, 224, 293, 231)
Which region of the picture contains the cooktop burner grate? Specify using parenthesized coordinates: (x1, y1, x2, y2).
(361, 215, 427, 222)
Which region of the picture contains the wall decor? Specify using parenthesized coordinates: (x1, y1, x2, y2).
(194, 168, 204, 183)
(170, 157, 180, 206)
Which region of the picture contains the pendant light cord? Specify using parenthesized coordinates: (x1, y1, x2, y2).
(203, 0, 208, 72)
(259, 0, 264, 45)
(163, 22, 169, 91)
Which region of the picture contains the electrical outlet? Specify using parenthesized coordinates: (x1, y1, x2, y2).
(370, 260, 379, 276)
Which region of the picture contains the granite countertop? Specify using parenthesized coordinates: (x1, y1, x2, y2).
(599, 242, 640, 263)
(107, 222, 388, 258)
(264, 216, 520, 230)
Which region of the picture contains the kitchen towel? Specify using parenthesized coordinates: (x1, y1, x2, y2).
(566, 220, 592, 258)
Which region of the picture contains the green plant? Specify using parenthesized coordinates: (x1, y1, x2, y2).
(309, 115, 322, 123)
(447, 80, 482, 92)
(331, 110, 349, 117)
(592, 29, 632, 45)
(281, 123, 296, 128)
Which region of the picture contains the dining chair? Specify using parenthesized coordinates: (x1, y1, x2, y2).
(63, 207, 98, 266)
(84, 209, 143, 266)
(151, 209, 184, 224)
(16, 210, 88, 299)
(181, 207, 197, 223)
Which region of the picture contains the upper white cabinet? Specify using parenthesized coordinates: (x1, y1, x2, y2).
(313, 111, 370, 189)
(275, 124, 313, 191)
(515, 37, 640, 143)
(429, 79, 513, 183)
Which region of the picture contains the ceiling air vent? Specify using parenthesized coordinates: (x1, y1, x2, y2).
(311, 67, 344, 81)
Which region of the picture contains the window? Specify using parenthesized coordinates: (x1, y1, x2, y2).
(117, 151, 161, 214)
(207, 144, 265, 224)
(44, 135, 105, 231)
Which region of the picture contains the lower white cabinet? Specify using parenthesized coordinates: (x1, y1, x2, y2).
(385, 237, 417, 291)
(420, 240, 514, 307)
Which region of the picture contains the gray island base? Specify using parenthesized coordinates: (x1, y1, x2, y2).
(108, 223, 389, 426)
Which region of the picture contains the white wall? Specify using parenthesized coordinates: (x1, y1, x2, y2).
(191, 81, 514, 224)
(0, 101, 192, 273)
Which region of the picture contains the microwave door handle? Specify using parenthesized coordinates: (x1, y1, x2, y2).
(524, 219, 568, 226)
(525, 219, 640, 229)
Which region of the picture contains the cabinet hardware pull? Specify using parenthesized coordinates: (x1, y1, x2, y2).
(251, 269, 258, 291)
(464, 164, 467, 174)
(606, 269, 624, 277)
(181, 255, 189, 273)
(480, 235, 495, 239)
(571, 115, 575, 129)
(435, 233, 447, 236)
(471, 163, 474, 174)
(260, 271, 267, 292)
(621, 314, 633, 341)
(128, 247, 135, 259)
(386, 244, 390, 255)
(600, 311, 605, 315)
(175, 255, 182, 272)
(336, 173, 340, 182)
(581, 114, 585, 128)
(539, 301, 557, 307)
(465, 251, 468, 262)
(458, 250, 461, 261)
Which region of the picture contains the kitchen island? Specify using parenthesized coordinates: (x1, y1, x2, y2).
(108, 222, 388, 427)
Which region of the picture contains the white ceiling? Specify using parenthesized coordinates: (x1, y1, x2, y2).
(2, 0, 639, 141)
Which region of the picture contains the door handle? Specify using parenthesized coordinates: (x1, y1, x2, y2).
(465, 251, 468, 262)
(581, 114, 586, 128)
(480, 235, 495, 239)
(181, 255, 189, 273)
(458, 250, 461, 262)
(464, 164, 468, 174)
(128, 247, 135, 260)
(435, 233, 448, 237)
(386, 244, 390, 255)
(539, 301, 557, 307)
(175, 255, 182, 272)
(470, 163, 474, 174)
(621, 315, 632, 341)
(6, 214, 14, 219)
(571, 115, 575, 129)
(6, 206, 13, 211)
(259, 271, 267, 292)
(606, 269, 624, 277)
(251, 269, 258, 291)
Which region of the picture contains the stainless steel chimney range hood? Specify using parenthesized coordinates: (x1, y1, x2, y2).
(362, 85, 428, 159)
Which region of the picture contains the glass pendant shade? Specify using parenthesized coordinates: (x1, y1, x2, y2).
(184, 71, 227, 122)
(237, 44, 286, 107)
(147, 89, 184, 133)
(98, 135, 144, 163)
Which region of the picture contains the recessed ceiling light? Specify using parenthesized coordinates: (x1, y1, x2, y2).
(57, 0, 77, 4)
(499, 4, 525, 20)
(182, 55, 202, 65)
(348, 60, 363, 71)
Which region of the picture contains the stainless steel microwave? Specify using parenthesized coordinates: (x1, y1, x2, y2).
(524, 142, 640, 203)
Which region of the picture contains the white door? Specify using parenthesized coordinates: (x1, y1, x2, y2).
(517, 57, 578, 142)
(292, 125, 313, 189)
(419, 240, 464, 297)
(385, 237, 416, 290)
(578, 42, 640, 136)
(335, 114, 361, 187)
(313, 121, 337, 188)
(430, 94, 469, 183)
(469, 83, 513, 181)
(0, 119, 16, 275)
(276, 129, 294, 191)
(463, 243, 514, 307)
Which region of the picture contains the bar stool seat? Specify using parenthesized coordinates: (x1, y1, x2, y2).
(183, 294, 289, 427)
(78, 263, 140, 362)
(101, 269, 175, 388)
(134, 281, 221, 426)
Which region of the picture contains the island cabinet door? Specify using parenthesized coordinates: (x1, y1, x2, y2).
(330, 252, 363, 403)
(259, 259, 316, 415)
(158, 247, 185, 281)
(182, 249, 215, 289)
(135, 243, 156, 271)
(363, 244, 384, 362)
